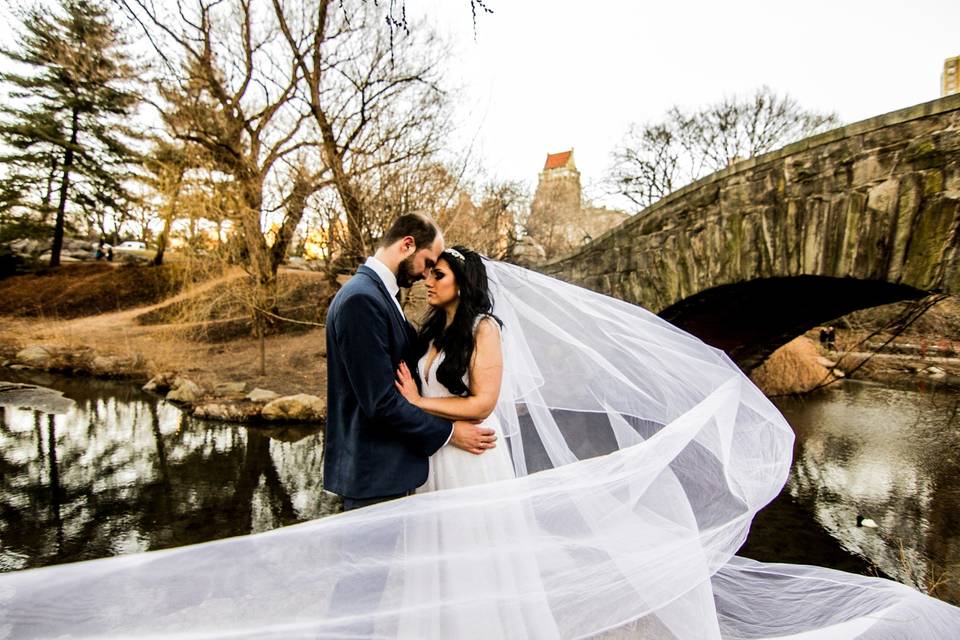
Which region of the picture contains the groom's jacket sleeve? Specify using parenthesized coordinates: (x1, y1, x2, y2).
(334, 291, 452, 457)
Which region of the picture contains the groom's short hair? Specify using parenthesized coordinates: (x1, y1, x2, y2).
(380, 212, 439, 249)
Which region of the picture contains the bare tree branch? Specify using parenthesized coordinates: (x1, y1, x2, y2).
(608, 87, 840, 212)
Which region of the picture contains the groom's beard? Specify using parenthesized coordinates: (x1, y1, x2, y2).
(396, 255, 420, 288)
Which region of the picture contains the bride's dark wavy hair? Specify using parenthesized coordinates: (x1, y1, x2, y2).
(417, 246, 502, 397)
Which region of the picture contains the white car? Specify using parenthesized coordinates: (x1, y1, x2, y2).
(115, 241, 147, 251)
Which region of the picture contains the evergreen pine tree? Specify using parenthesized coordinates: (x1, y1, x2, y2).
(0, 0, 141, 265)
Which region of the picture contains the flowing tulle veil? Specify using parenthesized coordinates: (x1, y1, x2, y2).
(0, 259, 957, 639)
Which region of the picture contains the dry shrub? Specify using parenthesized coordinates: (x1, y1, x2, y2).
(838, 296, 960, 339)
(750, 336, 834, 396)
(0, 262, 194, 318)
(137, 269, 328, 342)
(892, 540, 956, 604)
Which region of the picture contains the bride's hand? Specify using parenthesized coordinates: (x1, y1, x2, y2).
(394, 361, 421, 406)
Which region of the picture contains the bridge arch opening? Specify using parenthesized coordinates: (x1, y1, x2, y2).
(658, 276, 929, 371)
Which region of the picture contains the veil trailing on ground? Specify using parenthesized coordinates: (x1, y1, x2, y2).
(0, 260, 958, 639)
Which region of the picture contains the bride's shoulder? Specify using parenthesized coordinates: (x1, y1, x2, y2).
(471, 315, 502, 365)
(473, 313, 502, 336)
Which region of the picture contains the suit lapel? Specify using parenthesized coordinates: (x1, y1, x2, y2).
(356, 265, 409, 329)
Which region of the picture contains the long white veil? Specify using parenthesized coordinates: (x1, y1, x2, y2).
(0, 259, 957, 638)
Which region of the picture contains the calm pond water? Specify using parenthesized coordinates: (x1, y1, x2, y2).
(747, 378, 960, 605)
(1, 369, 957, 605)
(0, 371, 339, 571)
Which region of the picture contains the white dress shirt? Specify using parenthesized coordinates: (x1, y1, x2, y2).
(364, 256, 453, 447)
(364, 256, 404, 315)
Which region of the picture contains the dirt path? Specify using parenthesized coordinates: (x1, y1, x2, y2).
(0, 269, 328, 396)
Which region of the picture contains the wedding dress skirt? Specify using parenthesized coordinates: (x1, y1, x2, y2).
(0, 260, 958, 639)
(416, 411, 515, 491)
(397, 332, 557, 638)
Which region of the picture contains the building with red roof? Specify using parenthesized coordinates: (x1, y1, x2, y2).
(527, 148, 627, 261)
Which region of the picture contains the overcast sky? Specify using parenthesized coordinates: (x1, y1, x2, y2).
(411, 0, 960, 204)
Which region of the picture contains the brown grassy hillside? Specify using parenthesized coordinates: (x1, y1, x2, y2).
(0, 263, 191, 319)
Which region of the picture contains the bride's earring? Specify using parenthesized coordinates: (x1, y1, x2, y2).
(456, 288, 461, 298)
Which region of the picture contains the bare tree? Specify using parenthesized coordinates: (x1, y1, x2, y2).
(141, 137, 237, 265)
(608, 123, 682, 211)
(115, 0, 455, 371)
(141, 139, 187, 266)
(361, 155, 469, 243)
(480, 179, 529, 259)
(349, 150, 528, 261)
(439, 178, 528, 260)
(270, 0, 451, 275)
(608, 87, 840, 211)
(678, 87, 840, 171)
(114, 0, 321, 372)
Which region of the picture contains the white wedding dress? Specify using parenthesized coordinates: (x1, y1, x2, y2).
(397, 317, 556, 638)
(415, 316, 516, 493)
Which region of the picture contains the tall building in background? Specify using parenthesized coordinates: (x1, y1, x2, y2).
(526, 149, 628, 261)
(943, 55, 960, 97)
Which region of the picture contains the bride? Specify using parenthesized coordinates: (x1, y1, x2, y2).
(390, 246, 554, 638)
(394, 246, 516, 492)
(1, 251, 958, 639)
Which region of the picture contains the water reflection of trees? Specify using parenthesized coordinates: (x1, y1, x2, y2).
(0, 386, 329, 571)
(780, 382, 960, 605)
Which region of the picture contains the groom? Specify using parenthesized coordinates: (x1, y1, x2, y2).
(324, 212, 497, 511)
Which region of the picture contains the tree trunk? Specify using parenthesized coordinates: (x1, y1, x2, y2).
(153, 180, 181, 267)
(152, 211, 172, 266)
(236, 174, 278, 371)
(41, 156, 59, 225)
(50, 108, 79, 268)
(238, 178, 274, 289)
(269, 173, 313, 273)
(312, 104, 366, 269)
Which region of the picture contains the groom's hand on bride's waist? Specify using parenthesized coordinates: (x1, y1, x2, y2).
(450, 421, 497, 455)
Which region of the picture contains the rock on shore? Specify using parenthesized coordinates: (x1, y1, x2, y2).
(166, 377, 203, 403)
(261, 394, 325, 422)
(193, 402, 264, 421)
(16, 346, 53, 368)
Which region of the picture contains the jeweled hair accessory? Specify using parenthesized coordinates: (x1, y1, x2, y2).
(444, 248, 466, 263)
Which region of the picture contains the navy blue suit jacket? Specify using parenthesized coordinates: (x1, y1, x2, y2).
(324, 265, 453, 499)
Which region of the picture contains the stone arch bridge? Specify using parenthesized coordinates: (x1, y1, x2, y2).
(542, 94, 960, 371)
